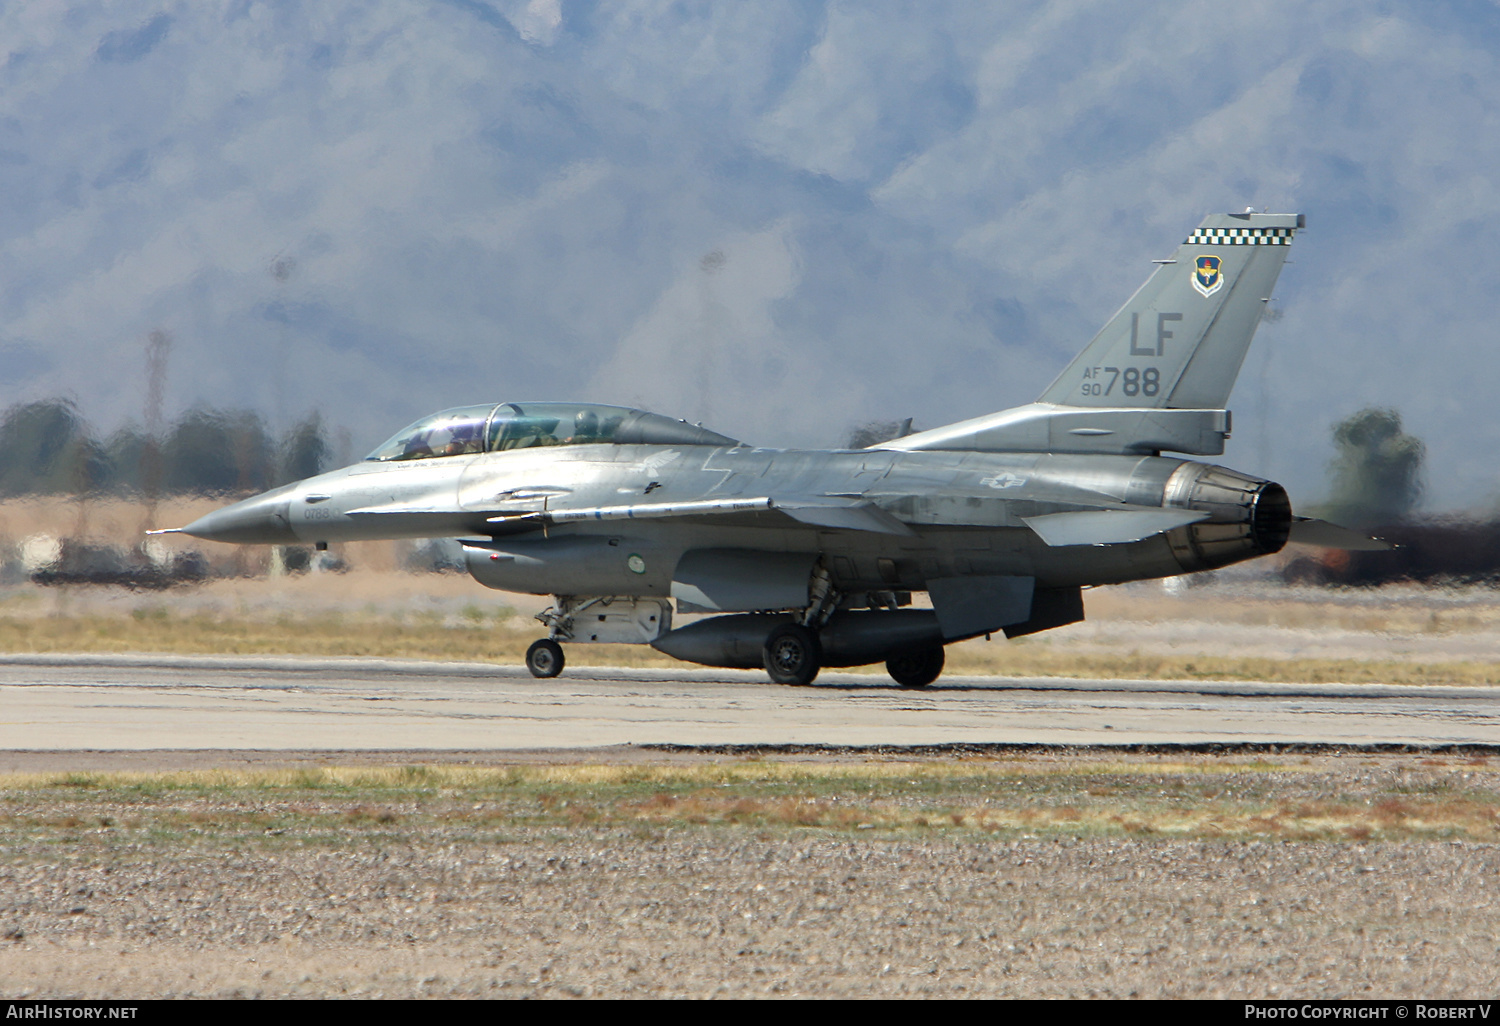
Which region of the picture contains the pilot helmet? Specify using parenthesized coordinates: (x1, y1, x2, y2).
(573, 409, 600, 440)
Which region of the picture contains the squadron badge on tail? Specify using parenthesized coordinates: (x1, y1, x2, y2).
(1192, 255, 1223, 297)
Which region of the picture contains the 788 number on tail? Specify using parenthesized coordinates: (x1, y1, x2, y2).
(1078, 366, 1161, 397)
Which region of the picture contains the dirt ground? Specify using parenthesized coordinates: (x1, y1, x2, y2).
(2, 749, 1498, 999)
(8, 832, 1500, 999)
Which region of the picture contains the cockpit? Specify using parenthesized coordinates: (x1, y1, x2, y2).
(364, 402, 739, 462)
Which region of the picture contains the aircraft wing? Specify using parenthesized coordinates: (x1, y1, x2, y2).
(484, 496, 917, 536)
(1022, 507, 1210, 547)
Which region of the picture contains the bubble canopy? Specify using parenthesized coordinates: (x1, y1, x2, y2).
(364, 403, 739, 462)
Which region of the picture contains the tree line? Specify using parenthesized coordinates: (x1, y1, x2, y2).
(0, 399, 331, 497)
(1320, 407, 1425, 528)
(1, 396, 1429, 520)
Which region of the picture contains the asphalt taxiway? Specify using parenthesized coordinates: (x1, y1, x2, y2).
(0, 652, 1497, 752)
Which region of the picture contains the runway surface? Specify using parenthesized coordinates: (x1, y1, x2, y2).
(1, 653, 1498, 751)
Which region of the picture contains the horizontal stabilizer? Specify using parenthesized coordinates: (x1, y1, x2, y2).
(1023, 508, 1209, 547)
(1288, 517, 1393, 551)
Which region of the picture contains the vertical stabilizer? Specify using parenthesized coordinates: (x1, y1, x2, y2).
(1037, 212, 1302, 409)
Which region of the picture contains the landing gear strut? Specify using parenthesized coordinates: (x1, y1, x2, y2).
(761, 562, 837, 686)
(763, 623, 821, 686)
(530, 598, 579, 679)
(526, 638, 565, 678)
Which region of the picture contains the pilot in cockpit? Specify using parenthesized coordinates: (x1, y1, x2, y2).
(402, 433, 435, 459)
(567, 409, 600, 444)
(443, 422, 483, 456)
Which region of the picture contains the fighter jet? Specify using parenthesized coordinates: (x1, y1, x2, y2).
(168, 211, 1375, 686)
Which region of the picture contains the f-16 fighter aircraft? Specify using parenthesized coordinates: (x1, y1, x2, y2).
(168, 211, 1374, 686)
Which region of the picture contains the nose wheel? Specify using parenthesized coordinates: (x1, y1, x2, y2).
(526, 638, 565, 678)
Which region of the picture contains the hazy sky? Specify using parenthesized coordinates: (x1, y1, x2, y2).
(3, 1, 1499, 509)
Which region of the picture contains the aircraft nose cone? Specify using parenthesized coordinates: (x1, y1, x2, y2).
(181, 489, 298, 544)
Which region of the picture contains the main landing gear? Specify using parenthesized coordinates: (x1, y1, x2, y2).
(762, 623, 822, 686)
(761, 631, 946, 688)
(884, 645, 945, 688)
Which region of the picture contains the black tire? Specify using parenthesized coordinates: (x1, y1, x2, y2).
(526, 638, 565, 678)
(763, 623, 822, 686)
(886, 645, 944, 688)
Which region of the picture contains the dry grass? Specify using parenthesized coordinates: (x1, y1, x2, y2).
(0, 611, 657, 666)
(4, 757, 1498, 844)
(0, 758, 1305, 791)
(942, 643, 1500, 684)
(1081, 587, 1500, 634)
(1, 609, 1498, 683)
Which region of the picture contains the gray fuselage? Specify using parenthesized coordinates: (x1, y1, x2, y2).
(190, 441, 1289, 598)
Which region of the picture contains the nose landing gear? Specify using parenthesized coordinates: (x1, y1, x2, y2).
(525, 638, 565, 678)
